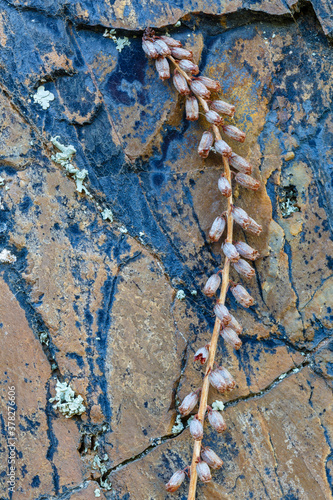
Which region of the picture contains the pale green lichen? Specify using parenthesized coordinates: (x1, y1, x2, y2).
(39, 331, 49, 345)
(0, 249, 16, 264)
(101, 208, 114, 222)
(92, 455, 108, 475)
(33, 85, 55, 110)
(49, 380, 86, 418)
(191, 290, 198, 296)
(94, 488, 101, 498)
(176, 290, 186, 301)
(0, 176, 5, 186)
(103, 29, 131, 52)
(172, 414, 184, 434)
(212, 400, 225, 411)
(51, 136, 89, 194)
(100, 477, 112, 491)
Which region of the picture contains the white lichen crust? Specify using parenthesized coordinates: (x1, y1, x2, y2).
(49, 380, 86, 418)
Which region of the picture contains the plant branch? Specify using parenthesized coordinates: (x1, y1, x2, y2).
(187, 154, 233, 500)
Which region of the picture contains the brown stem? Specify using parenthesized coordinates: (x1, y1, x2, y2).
(187, 152, 233, 500)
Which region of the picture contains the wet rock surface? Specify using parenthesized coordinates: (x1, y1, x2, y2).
(0, 1, 332, 499)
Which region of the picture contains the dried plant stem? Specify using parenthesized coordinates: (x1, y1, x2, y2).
(188, 153, 233, 500)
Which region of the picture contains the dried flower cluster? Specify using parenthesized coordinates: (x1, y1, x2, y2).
(143, 28, 262, 499)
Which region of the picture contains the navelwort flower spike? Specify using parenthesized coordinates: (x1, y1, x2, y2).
(142, 28, 262, 499)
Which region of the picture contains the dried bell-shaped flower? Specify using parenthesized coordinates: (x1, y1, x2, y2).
(231, 206, 251, 229)
(214, 303, 231, 325)
(194, 344, 210, 364)
(233, 258, 255, 279)
(201, 447, 224, 469)
(207, 408, 227, 432)
(209, 215, 226, 242)
(229, 152, 252, 174)
(210, 99, 235, 117)
(234, 241, 260, 260)
(222, 124, 246, 143)
(235, 172, 260, 191)
(190, 80, 211, 99)
(153, 39, 171, 56)
(196, 461, 212, 483)
(185, 96, 199, 121)
(203, 273, 221, 297)
(218, 175, 232, 197)
(222, 242, 240, 262)
(247, 217, 262, 236)
(229, 314, 243, 335)
(155, 57, 170, 81)
(173, 70, 190, 95)
(221, 327, 242, 349)
(208, 369, 227, 393)
(170, 47, 193, 59)
(215, 139, 232, 157)
(165, 470, 186, 492)
(179, 59, 199, 75)
(159, 35, 182, 48)
(231, 284, 254, 307)
(216, 366, 236, 390)
(196, 76, 221, 91)
(190, 415, 204, 441)
(205, 110, 223, 126)
(178, 390, 200, 416)
(198, 131, 214, 158)
(142, 39, 159, 59)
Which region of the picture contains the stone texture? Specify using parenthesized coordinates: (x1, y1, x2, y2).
(0, 2, 332, 500)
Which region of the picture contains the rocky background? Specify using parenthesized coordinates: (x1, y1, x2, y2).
(0, 1, 333, 499)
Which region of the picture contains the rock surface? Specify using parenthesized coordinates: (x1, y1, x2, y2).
(0, 1, 332, 500)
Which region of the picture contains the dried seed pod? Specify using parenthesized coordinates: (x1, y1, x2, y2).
(196, 76, 221, 91)
(196, 461, 212, 483)
(214, 303, 231, 325)
(201, 447, 224, 469)
(179, 59, 199, 75)
(198, 131, 214, 158)
(209, 215, 226, 242)
(233, 258, 255, 279)
(165, 470, 186, 492)
(142, 39, 159, 59)
(214, 139, 232, 157)
(210, 100, 235, 117)
(207, 408, 227, 432)
(235, 172, 260, 191)
(203, 273, 221, 297)
(208, 369, 228, 393)
(231, 284, 254, 307)
(158, 35, 182, 48)
(247, 217, 262, 236)
(229, 153, 252, 174)
(194, 345, 210, 364)
(190, 80, 211, 99)
(153, 39, 171, 56)
(190, 415, 203, 441)
(222, 242, 240, 262)
(173, 70, 190, 95)
(229, 314, 243, 335)
(185, 96, 199, 121)
(222, 124, 246, 143)
(234, 241, 260, 260)
(205, 109, 223, 126)
(231, 206, 251, 229)
(178, 391, 200, 416)
(155, 57, 170, 80)
(218, 175, 232, 197)
(216, 366, 236, 390)
(170, 47, 193, 59)
(221, 327, 242, 349)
